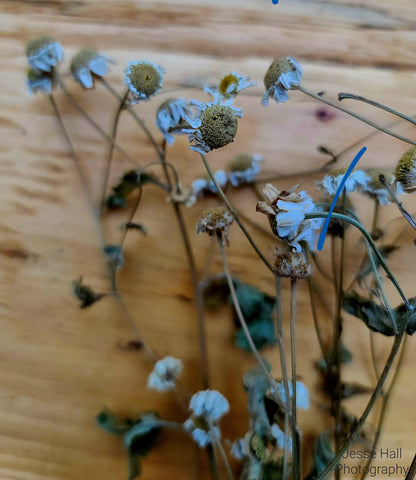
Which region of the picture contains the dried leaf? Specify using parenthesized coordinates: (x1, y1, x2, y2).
(305, 431, 334, 480)
(72, 276, 106, 309)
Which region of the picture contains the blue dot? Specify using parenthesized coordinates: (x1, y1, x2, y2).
(272, 0, 279, 4)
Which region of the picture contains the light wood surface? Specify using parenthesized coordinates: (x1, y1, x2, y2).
(1, 1, 416, 479)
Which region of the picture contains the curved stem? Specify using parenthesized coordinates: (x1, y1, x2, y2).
(200, 153, 274, 274)
(297, 85, 416, 147)
(379, 175, 416, 231)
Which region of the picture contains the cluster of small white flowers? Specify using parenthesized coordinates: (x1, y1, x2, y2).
(70, 48, 114, 89)
(262, 57, 303, 106)
(273, 380, 309, 410)
(191, 170, 228, 197)
(228, 154, 263, 187)
(147, 356, 183, 392)
(316, 169, 370, 196)
(26, 36, 64, 73)
(156, 98, 193, 145)
(184, 390, 229, 448)
(205, 72, 256, 102)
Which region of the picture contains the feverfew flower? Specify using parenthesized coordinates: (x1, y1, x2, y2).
(183, 99, 243, 154)
(26, 68, 56, 95)
(262, 57, 302, 106)
(316, 167, 370, 196)
(273, 381, 309, 409)
(205, 72, 256, 102)
(124, 61, 165, 104)
(196, 206, 234, 246)
(228, 153, 263, 187)
(147, 356, 183, 392)
(70, 48, 114, 88)
(256, 183, 323, 252)
(184, 390, 229, 448)
(156, 98, 193, 145)
(395, 147, 416, 193)
(361, 169, 404, 205)
(271, 424, 293, 451)
(191, 170, 228, 197)
(26, 36, 64, 72)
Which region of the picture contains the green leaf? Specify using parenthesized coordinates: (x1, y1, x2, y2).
(123, 412, 161, 457)
(305, 431, 334, 480)
(127, 453, 141, 480)
(233, 282, 267, 319)
(236, 316, 277, 351)
(250, 433, 267, 461)
(96, 408, 135, 435)
(72, 276, 106, 309)
(124, 222, 147, 234)
(261, 458, 287, 480)
(341, 382, 372, 399)
(395, 297, 416, 335)
(342, 291, 395, 336)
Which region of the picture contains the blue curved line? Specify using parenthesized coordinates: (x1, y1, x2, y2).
(317, 146, 367, 251)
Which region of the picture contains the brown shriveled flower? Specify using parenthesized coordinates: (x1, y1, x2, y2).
(196, 206, 234, 246)
(395, 147, 416, 193)
(273, 250, 312, 279)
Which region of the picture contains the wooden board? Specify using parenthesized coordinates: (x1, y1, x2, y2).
(1, 1, 416, 479)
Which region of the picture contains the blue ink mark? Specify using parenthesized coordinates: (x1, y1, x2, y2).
(272, 0, 279, 4)
(317, 146, 367, 251)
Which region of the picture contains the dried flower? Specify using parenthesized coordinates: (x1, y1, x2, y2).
(361, 168, 404, 205)
(26, 36, 64, 72)
(184, 390, 229, 447)
(196, 206, 234, 246)
(262, 57, 302, 106)
(124, 61, 165, 104)
(70, 48, 114, 88)
(147, 356, 183, 392)
(228, 154, 263, 187)
(156, 98, 193, 145)
(166, 183, 196, 207)
(183, 100, 242, 154)
(26, 68, 56, 95)
(191, 170, 228, 197)
(273, 250, 312, 279)
(395, 147, 416, 193)
(271, 424, 293, 451)
(205, 72, 256, 101)
(316, 167, 370, 196)
(256, 183, 323, 252)
(273, 381, 309, 409)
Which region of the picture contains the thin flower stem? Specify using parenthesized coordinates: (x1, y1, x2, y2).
(371, 198, 380, 238)
(315, 333, 404, 480)
(200, 153, 275, 274)
(99, 78, 165, 162)
(274, 275, 292, 480)
(48, 93, 155, 362)
(379, 174, 416, 231)
(297, 85, 416, 147)
(217, 233, 282, 406)
(338, 92, 416, 127)
(305, 212, 410, 308)
(290, 278, 301, 480)
(216, 440, 235, 480)
(405, 453, 416, 480)
(56, 76, 139, 166)
(100, 89, 129, 212)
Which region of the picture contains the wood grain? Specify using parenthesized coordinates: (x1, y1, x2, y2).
(1, 1, 416, 479)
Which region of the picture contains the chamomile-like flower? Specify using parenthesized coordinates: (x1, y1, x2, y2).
(191, 170, 228, 197)
(183, 100, 243, 154)
(70, 48, 114, 88)
(26, 68, 56, 95)
(361, 169, 404, 205)
(256, 183, 323, 252)
(316, 168, 370, 196)
(147, 356, 183, 392)
(262, 57, 302, 106)
(156, 98, 193, 145)
(205, 72, 256, 102)
(184, 390, 229, 447)
(395, 147, 416, 193)
(196, 206, 234, 246)
(124, 61, 165, 104)
(26, 36, 64, 72)
(227, 153, 263, 187)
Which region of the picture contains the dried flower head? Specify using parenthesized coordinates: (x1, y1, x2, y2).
(166, 183, 196, 207)
(316, 167, 370, 196)
(196, 206, 234, 245)
(191, 170, 228, 197)
(228, 153, 263, 187)
(183, 100, 242, 154)
(205, 72, 256, 101)
(70, 48, 114, 88)
(256, 183, 323, 252)
(273, 250, 312, 279)
(262, 57, 302, 106)
(124, 61, 165, 104)
(26, 36, 64, 72)
(184, 390, 229, 447)
(395, 147, 416, 193)
(361, 168, 404, 205)
(26, 68, 56, 95)
(156, 98, 193, 145)
(147, 356, 183, 392)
